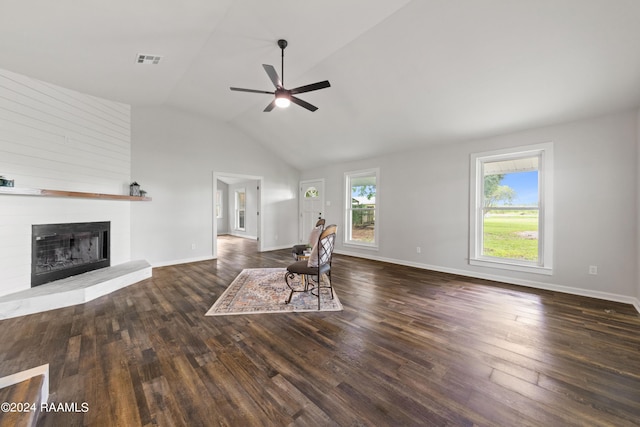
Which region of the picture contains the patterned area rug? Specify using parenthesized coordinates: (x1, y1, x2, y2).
(205, 268, 342, 316)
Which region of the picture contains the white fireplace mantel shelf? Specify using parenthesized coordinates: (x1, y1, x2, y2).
(0, 186, 152, 201)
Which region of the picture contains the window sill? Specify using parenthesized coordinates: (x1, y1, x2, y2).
(469, 258, 552, 275)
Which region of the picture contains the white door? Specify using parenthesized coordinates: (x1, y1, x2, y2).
(299, 179, 325, 243)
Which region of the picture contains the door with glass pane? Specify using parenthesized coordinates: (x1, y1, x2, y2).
(299, 179, 325, 242)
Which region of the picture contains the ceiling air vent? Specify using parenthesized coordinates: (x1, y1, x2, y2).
(136, 54, 163, 65)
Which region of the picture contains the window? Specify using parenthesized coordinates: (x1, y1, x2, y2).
(235, 188, 246, 231)
(216, 190, 223, 219)
(345, 168, 379, 248)
(470, 144, 553, 274)
(304, 186, 319, 198)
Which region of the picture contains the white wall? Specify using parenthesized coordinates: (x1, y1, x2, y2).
(0, 68, 132, 297)
(130, 106, 299, 266)
(302, 110, 640, 305)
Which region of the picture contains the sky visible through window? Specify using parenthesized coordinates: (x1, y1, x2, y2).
(500, 171, 538, 205)
(351, 185, 376, 203)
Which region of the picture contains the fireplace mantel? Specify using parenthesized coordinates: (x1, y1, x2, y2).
(0, 187, 152, 201)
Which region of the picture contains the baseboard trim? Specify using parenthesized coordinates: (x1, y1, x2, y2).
(335, 249, 640, 314)
(152, 256, 215, 268)
(229, 232, 257, 240)
(261, 243, 297, 252)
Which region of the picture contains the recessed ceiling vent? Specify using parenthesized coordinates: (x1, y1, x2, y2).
(136, 54, 163, 65)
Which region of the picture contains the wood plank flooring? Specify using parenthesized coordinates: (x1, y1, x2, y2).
(1, 235, 639, 426)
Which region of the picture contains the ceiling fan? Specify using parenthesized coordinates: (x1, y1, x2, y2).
(230, 39, 330, 112)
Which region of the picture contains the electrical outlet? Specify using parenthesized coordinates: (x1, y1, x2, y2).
(191, 243, 196, 250)
(416, 246, 421, 254)
(588, 265, 598, 275)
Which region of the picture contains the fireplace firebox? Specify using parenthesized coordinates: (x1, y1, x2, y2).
(31, 221, 110, 287)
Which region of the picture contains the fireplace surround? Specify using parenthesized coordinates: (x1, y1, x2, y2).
(31, 221, 110, 287)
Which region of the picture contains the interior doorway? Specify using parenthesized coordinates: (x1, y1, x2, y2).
(213, 172, 264, 259)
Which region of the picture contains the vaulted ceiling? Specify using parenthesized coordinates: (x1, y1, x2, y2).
(2, 0, 640, 169)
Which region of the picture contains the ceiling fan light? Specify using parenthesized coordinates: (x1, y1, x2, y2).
(275, 95, 291, 108)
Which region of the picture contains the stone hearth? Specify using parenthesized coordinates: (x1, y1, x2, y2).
(0, 260, 151, 320)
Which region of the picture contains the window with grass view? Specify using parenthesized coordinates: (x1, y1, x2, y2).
(345, 169, 378, 247)
(470, 144, 553, 274)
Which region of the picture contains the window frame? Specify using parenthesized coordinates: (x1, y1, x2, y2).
(235, 188, 246, 231)
(469, 143, 553, 275)
(344, 168, 379, 249)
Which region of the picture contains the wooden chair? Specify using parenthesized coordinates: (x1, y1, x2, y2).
(291, 218, 325, 260)
(285, 224, 337, 310)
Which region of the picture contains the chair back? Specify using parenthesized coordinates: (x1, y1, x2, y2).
(316, 224, 337, 267)
(315, 218, 326, 228)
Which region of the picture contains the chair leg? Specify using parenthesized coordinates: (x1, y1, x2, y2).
(286, 269, 330, 309)
(284, 271, 296, 304)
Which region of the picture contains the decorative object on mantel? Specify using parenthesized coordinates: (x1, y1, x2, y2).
(0, 175, 15, 187)
(129, 182, 149, 198)
(129, 182, 140, 196)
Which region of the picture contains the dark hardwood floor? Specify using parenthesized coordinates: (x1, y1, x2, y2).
(1, 235, 639, 426)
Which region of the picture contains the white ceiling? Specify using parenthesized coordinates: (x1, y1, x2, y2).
(2, 0, 640, 169)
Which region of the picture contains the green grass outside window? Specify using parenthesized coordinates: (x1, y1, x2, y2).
(483, 211, 539, 261)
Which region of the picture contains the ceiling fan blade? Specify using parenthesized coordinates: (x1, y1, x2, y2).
(262, 64, 282, 88)
(230, 87, 274, 95)
(290, 96, 318, 112)
(289, 80, 331, 95)
(263, 100, 276, 112)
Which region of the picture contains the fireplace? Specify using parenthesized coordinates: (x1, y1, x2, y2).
(32, 221, 110, 287)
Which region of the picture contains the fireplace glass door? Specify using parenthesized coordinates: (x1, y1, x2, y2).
(32, 222, 110, 286)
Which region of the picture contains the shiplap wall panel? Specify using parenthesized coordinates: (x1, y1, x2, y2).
(0, 114, 130, 159)
(0, 99, 129, 155)
(0, 68, 132, 297)
(0, 73, 129, 139)
(0, 126, 129, 173)
(0, 148, 129, 187)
